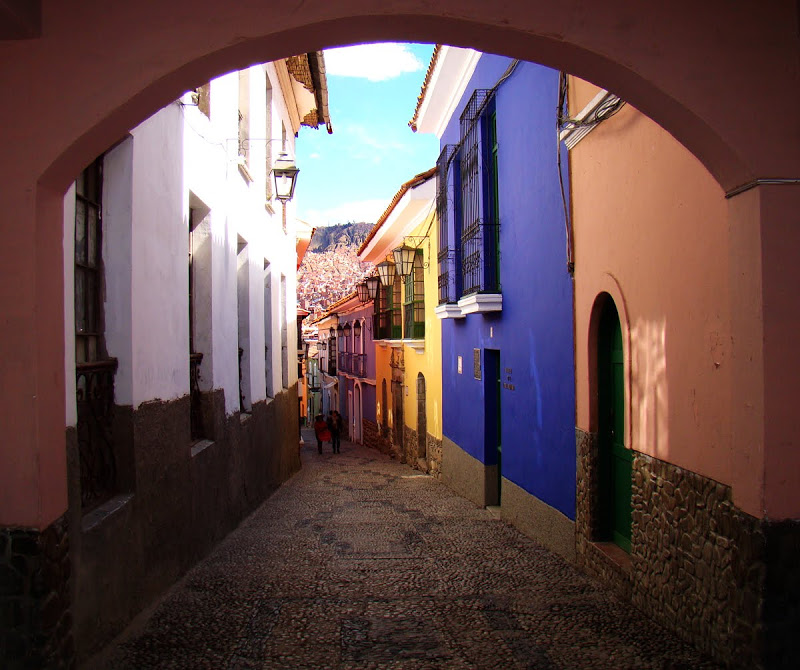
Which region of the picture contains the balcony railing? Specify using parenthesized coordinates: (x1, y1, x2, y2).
(76, 358, 118, 510)
(338, 352, 366, 377)
(461, 221, 500, 296)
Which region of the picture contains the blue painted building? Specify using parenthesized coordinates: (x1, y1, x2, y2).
(412, 47, 576, 558)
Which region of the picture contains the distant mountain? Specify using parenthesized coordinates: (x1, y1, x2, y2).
(308, 222, 372, 253)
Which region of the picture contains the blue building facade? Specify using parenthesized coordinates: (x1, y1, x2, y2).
(436, 55, 576, 555)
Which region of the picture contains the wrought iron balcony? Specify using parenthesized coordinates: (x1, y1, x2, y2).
(337, 351, 366, 378)
(76, 358, 118, 510)
(461, 220, 500, 296)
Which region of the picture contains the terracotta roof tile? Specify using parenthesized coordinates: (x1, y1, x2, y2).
(408, 45, 442, 133)
(357, 167, 437, 256)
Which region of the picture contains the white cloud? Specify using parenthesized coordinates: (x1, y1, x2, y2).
(309, 152, 321, 159)
(324, 43, 424, 82)
(302, 199, 389, 227)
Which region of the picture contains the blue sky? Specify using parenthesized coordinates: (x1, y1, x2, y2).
(294, 43, 439, 228)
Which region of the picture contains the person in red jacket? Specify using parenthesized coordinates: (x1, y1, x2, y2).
(313, 413, 331, 454)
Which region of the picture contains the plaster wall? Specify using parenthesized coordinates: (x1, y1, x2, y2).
(103, 138, 135, 407)
(440, 56, 576, 518)
(129, 104, 187, 406)
(183, 69, 299, 415)
(1, 0, 797, 530)
(570, 79, 734, 503)
(401, 211, 443, 442)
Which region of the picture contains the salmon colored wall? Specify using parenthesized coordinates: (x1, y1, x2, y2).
(401, 210, 443, 441)
(571, 79, 736, 504)
(0, 1, 797, 528)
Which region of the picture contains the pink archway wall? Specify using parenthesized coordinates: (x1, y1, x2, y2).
(0, 0, 798, 529)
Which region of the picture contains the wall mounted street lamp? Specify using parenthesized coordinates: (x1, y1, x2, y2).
(343, 322, 352, 336)
(271, 151, 300, 202)
(365, 275, 381, 300)
(356, 282, 370, 304)
(376, 260, 396, 287)
(392, 244, 417, 277)
(328, 327, 336, 338)
(353, 320, 362, 338)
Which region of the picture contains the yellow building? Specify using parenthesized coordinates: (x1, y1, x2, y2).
(358, 168, 443, 476)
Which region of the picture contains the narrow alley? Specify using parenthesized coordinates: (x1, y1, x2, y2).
(88, 432, 720, 670)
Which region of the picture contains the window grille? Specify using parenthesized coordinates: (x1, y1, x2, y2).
(391, 274, 402, 339)
(436, 144, 458, 305)
(404, 251, 425, 338)
(459, 90, 500, 296)
(75, 156, 120, 510)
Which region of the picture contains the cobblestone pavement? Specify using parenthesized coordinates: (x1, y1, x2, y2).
(88, 431, 722, 669)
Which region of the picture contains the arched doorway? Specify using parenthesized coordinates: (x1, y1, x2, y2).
(416, 373, 427, 464)
(596, 297, 631, 552)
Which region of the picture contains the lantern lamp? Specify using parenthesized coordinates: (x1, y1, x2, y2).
(353, 320, 362, 338)
(356, 282, 370, 303)
(365, 275, 381, 299)
(376, 260, 396, 287)
(329, 326, 335, 338)
(393, 244, 417, 277)
(343, 322, 352, 335)
(271, 151, 300, 202)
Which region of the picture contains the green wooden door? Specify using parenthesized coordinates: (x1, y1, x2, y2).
(598, 300, 632, 552)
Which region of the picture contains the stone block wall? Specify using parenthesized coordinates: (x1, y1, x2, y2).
(362, 419, 393, 456)
(575, 427, 800, 668)
(0, 515, 74, 669)
(426, 433, 443, 480)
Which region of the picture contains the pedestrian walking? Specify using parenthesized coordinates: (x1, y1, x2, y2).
(313, 413, 330, 454)
(327, 410, 342, 453)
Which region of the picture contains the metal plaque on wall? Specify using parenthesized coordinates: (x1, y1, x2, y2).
(474, 349, 481, 380)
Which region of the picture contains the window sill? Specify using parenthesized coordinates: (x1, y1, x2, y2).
(191, 439, 214, 458)
(81, 494, 134, 533)
(405, 339, 425, 354)
(458, 293, 502, 315)
(435, 303, 465, 320)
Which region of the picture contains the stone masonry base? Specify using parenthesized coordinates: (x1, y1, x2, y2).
(1, 515, 74, 669)
(576, 427, 800, 669)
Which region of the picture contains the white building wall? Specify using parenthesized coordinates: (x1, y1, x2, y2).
(129, 104, 187, 406)
(103, 137, 134, 406)
(65, 60, 305, 421)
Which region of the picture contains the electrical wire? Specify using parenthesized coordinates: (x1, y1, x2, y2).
(557, 73, 574, 274)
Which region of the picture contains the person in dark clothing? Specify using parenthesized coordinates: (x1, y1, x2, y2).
(327, 410, 342, 454)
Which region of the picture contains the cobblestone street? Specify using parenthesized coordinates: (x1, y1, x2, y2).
(88, 432, 721, 670)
